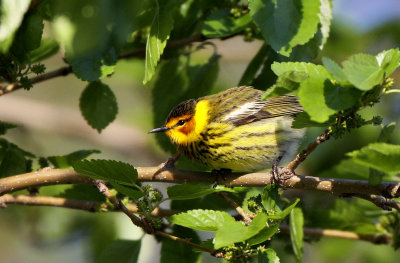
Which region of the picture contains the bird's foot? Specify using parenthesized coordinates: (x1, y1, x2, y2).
(211, 168, 231, 187)
(272, 156, 287, 189)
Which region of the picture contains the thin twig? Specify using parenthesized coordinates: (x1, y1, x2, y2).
(0, 35, 206, 96)
(93, 180, 151, 232)
(280, 224, 392, 244)
(287, 129, 331, 172)
(217, 192, 253, 225)
(155, 230, 216, 255)
(1, 168, 400, 198)
(349, 193, 400, 211)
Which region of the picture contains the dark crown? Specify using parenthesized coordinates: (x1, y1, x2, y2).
(166, 99, 196, 123)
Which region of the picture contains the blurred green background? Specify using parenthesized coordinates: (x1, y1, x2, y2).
(0, 0, 400, 262)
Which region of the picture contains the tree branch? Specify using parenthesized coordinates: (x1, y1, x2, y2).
(0, 193, 176, 216)
(1, 167, 399, 198)
(217, 192, 253, 224)
(287, 129, 331, 171)
(1, 194, 392, 246)
(280, 225, 392, 244)
(349, 193, 400, 211)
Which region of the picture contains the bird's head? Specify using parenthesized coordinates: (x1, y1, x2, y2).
(149, 99, 210, 145)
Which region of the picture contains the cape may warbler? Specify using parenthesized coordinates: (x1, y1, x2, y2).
(149, 86, 304, 172)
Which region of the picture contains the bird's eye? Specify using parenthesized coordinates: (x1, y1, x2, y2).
(177, 119, 185, 126)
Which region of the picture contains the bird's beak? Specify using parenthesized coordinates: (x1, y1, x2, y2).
(148, 126, 170, 133)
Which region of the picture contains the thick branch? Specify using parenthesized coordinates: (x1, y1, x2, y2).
(0, 194, 176, 216)
(1, 168, 399, 198)
(280, 225, 392, 244)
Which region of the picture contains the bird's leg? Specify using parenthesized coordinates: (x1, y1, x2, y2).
(211, 168, 231, 186)
(161, 152, 181, 169)
(272, 155, 286, 189)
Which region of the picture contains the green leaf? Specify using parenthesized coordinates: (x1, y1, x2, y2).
(161, 225, 201, 263)
(98, 239, 141, 263)
(252, 49, 279, 91)
(68, 51, 116, 81)
(28, 38, 60, 63)
(342, 53, 384, 91)
(48, 149, 100, 168)
(143, 0, 176, 84)
(0, 121, 17, 135)
(262, 185, 282, 213)
(298, 77, 336, 122)
(202, 9, 252, 38)
(247, 223, 279, 246)
(214, 212, 268, 249)
(0, 138, 35, 158)
(239, 44, 270, 86)
(378, 122, 396, 142)
(324, 83, 362, 111)
(292, 112, 334, 129)
(0, 0, 31, 53)
(0, 147, 26, 178)
(72, 159, 138, 186)
(267, 199, 300, 220)
(271, 61, 330, 79)
(369, 168, 385, 186)
(167, 182, 236, 200)
(80, 81, 118, 132)
(57, 184, 105, 202)
(322, 57, 347, 82)
(290, 208, 304, 263)
(111, 183, 145, 200)
(249, 0, 321, 56)
(347, 143, 400, 173)
(168, 209, 236, 231)
(10, 9, 44, 62)
(257, 248, 280, 263)
(376, 48, 400, 76)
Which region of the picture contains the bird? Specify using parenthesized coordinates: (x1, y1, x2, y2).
(149, 86, 304, 173)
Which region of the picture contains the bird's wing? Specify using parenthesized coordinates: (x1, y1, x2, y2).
(222, 94, 303, 126)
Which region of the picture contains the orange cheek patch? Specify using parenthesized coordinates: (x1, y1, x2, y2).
(178, 118, 196, 135)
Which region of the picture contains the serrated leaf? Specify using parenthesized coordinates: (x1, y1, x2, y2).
(161, 225, 201, 263)
(342, 53, 384, 91)
(247, 223, 279, 246)
(249, 0, 321, 57)
(28, 38, 60, 63)
(324, 83, 362, 111)
(0, 138, 35, 158)
(322, 57, 348, 82)
(0, 0, 31, 53)
(289, 208, 304, 263)
(0, 147, 26, 178)
(68, 51, 116, 81)
(202, 9, 252, 38)
(271, 61, 330, 79)
(143, 0, 176, 84)
(167, 182, 236, 200)
(214, 212, 268, 249)
(291, 112, 334, 129)
(378, 122, 396, 142)
(257, 248, 280, 263)
(239, 44, 270, 86)
(262, 185, 282, 213)
(10, 9, 44, 62)
(347, 143, 400, 173)
(57, 184, 105, 202)
(80, 81, 118, 132)
(298, 77, 336, 122)
(98, 239, 141, 263)
(267, 199, 300, 220)
(376, 48, 400, 76)
(0, 121, 17, 135)
(48, 149, 100, 168)
(72, 159, 138, 186)
(168, 209, 236, 231)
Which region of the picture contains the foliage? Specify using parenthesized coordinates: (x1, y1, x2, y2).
(0, 0, 400, 263)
